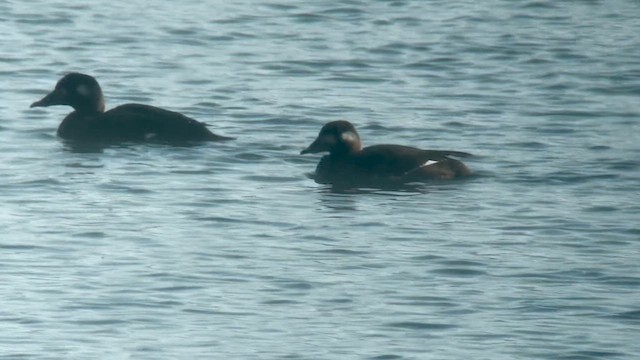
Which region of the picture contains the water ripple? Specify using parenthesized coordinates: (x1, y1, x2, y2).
(1, 1, 639, 359)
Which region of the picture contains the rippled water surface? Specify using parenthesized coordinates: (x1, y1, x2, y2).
(1, 1, 639, 359)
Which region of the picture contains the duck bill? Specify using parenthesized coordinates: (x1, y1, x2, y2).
(301, 136, 330, 155)
(30, 89, 65, 108)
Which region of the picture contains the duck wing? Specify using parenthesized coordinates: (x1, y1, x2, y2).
(354, 145, 470, 177)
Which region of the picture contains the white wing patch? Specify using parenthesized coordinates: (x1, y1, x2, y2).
(144, 133, 157, 140)
(421, 160, 439, 167)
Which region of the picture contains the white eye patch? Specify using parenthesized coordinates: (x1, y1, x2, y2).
(76, 84, 91, 97)
(340, 131, 358, 143)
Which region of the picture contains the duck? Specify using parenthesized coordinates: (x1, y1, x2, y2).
(30, 73, 233, 143)
(301, 120, 472, 187)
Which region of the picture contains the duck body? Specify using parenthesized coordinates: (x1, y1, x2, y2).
(301, 120, 471, 188)
(31, 73, 233, 143)
(56, 103, 230, 142)
(314, 144, 471, 185)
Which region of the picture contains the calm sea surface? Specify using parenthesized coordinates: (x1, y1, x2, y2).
(1, 1, 639, 359)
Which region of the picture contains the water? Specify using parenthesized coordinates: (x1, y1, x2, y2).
(1, 0, 639, 358)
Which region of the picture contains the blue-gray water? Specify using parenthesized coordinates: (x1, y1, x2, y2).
(1, 1, 639, 359)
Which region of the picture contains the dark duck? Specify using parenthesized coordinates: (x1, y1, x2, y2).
(301, 120, 472, 187)
(30, 73, 233, 143)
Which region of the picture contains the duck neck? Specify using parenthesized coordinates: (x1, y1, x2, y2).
(73, 96, 105, 115)
(331, 143, 359, 157)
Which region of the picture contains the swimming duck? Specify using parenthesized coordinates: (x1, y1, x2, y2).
(30, 73, 233, 142)
(301, 120, 471, 187)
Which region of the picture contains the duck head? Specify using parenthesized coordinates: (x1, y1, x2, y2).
(301, 120, 363, 156)
(31, 72, 105, 114)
